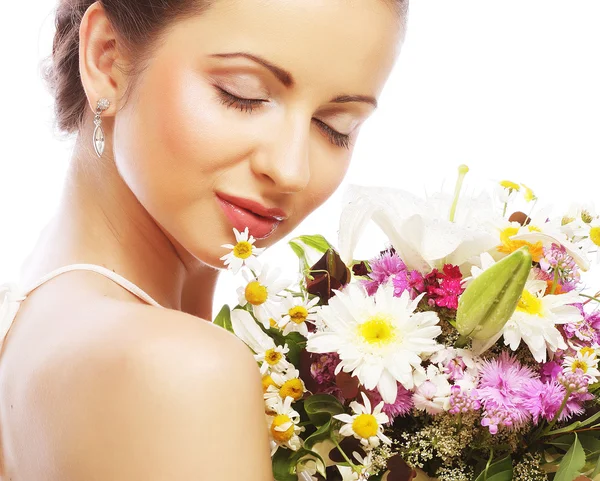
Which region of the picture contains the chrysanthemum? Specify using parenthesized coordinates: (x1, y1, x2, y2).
(501, 279, 583, 362)
(306, 283, 442, 403)
(277, 294, 319, 337)
(562, 348, 600, 382)
(265, 368, 307, 404)
(266, 396, 304, 455)
(333, 392, 391, 449)
(237, 264, 290, 328)
(220, 227, 265, 274)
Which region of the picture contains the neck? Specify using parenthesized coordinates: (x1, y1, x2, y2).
(24, 124, 219, 320)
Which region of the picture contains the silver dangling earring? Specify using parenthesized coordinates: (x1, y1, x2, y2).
(93, 98, 110, 157)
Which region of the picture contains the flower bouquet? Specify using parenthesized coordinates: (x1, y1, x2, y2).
(215, 165, 600, 481)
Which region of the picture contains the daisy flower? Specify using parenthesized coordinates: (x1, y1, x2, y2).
(266, 396, 304, 455)
(580, 218, 600, 263)
(230, 308, 291, 374)
(412, 364, 452, 415)
(333, 392, 391, 449)
(237, 264, 290, 328)
(277, 294, 320, 337)
(220, 227, 265, 274)
(501, 279, 583, 362)
(265, 368, 307, 404)
(306, 283, 442, 404)
(563, 347, 600, 382)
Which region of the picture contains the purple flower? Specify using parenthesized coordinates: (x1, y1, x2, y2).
(366, 384, 414, 421)
(448, 385, 481, 415)
(563, 305, 600, 345)
(476, 351, 538, 433)
(540, 360, 563, 382)
(522, 379, 566, 424)
(362, 250, 407, 296)
(539, 243, 581, 292)
(558, 369, 590, 394)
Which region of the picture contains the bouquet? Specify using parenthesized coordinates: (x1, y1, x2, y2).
(214, 165, 600, 481)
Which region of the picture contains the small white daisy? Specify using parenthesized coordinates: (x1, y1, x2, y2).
(230, 308, 291, 374)
(563, 347, 600, 382)
(278, 294, 320, 337)
(220, 227, 265, 274)
(237, 263, 290, 328)
(333, 392, 391, 450)
(265, 367, 307, 405)
(266, 396, 304, 455)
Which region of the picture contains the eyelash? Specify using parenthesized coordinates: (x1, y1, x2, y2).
(215, 87, 352, 150)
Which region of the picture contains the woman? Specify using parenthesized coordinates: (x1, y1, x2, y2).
(0, 0, 407, 478)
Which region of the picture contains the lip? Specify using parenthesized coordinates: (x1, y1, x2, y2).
(216, 193, 287, 240)
(216, 192, 288, 221)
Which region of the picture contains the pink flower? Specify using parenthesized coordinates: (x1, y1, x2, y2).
(423, 264, 465, 310)
(476, 351, 538, 433)
(365, 384, 413, 421)
(362, 250, 407, 296)
(522, 379, 567, 424)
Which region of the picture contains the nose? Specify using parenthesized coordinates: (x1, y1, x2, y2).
(250, 117, 311, 194)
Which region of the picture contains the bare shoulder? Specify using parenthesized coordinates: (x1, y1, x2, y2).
(39, 305, 273, 481)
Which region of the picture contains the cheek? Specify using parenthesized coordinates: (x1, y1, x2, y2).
(299, 156, 350, 215)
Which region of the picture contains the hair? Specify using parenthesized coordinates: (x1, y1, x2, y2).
(43, 0, 408, 135)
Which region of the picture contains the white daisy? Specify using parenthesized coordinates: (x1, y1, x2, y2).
(266, 396, 304, 455)
(563, 347, 600, 382)
(220, 227, 265, 274)
(495, 180, 521, 205)
(278, 294, 320, 337)
(478, 279, 583, 363)
(306, 283, 442, 404)
(333, 392, 391, 449)
(579, 219, 600, 264)
(237, 263, 290, 328)
(230, 308, 291, 374)
(265, 368, 307, 405)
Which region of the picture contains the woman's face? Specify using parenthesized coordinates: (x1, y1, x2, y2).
(112, 0, 403, 269)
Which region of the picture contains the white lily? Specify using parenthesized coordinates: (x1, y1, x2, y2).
(337, 184, 500, 273)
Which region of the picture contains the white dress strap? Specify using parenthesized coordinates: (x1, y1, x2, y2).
(21, 263, 164, 308)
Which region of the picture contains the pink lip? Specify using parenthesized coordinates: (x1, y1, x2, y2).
(216, 193, 286, 240)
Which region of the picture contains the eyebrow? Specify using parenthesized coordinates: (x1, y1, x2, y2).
(209, 52, 378, 109)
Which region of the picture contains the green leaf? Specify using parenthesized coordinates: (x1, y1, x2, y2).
(304, 419, 334, 449)
(272, 448, 298, 481)
(592, 452, 600, 478)
(213, 304, 233, 333)
(546, 411, 600, 436)
(554, 433, 586, 481)
(474, 455, 513, 481)
(304, 394, 345, 427)
(296, 235, 334, 254)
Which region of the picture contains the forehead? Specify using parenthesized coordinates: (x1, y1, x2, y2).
(166, 0, 404, 99)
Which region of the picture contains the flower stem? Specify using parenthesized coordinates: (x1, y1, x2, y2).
(332, 438, 360, 473)
(541, 389, 572, 436)
(449, 165, 469, 223)
(503, 202, 508, 218)
(582, 293, 600, 305)
(551, 269, 560, 295)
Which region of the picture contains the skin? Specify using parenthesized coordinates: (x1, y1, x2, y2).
(0, 0, 404, 478)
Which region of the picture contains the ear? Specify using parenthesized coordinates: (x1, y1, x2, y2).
(78, 1, 128, 117)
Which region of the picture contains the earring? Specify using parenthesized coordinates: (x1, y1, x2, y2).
(93, 98, 110, 157)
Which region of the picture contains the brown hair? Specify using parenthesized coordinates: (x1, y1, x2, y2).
(43, 0, 408, 135)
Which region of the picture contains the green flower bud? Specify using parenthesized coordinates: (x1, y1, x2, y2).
(456, 246, 532, 340)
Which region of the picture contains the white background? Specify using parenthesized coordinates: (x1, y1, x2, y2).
(1, 1, 599, 315)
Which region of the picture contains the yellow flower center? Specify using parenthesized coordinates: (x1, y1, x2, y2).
(580, 347, 596, 357)
(271, 414, 295, 443)
(590, 227, 600, 247)
(359, 315, 396, 345)
(245, 281, 268, 305)
(516, 289, 543, 317)
(262, 374, 277, 393)
(500, 180, 520, 191)
(352, 414, 379, 439)
(269, 318, 279, 328)
(528, 225, 541, 233)
(562, 215, 576, 226)
(233, 241, 253, 259)
(582, 210, 594, 224)
(497, 227, 544, 262)
(279, 379, 305, 401)
(289, 306, 309, 324)
(571, 360, 589, 373)
(265, 349, 283, 366)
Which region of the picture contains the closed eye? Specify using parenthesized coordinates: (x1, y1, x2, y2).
(214, 87, 352, 150)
